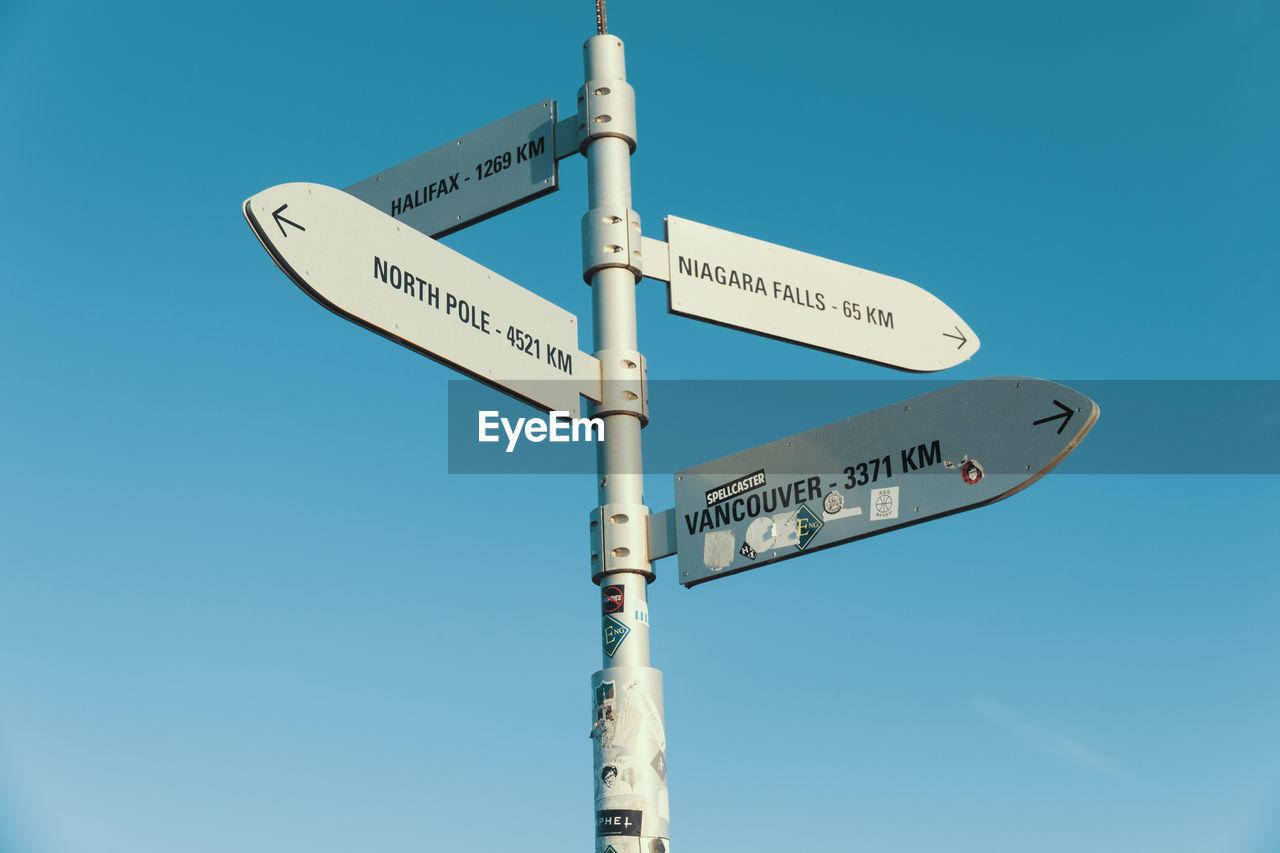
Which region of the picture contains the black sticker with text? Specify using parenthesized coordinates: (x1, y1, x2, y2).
(602, 585, 624, 613)
(596, 809, 642, 837)
(704, 468, 767, 508)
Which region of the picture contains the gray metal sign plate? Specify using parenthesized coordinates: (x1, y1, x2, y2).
(244, 182, 599, 417)
(662, 215, 979, 372)
(346, 100, 559, 239)
(673, 377, 1098, 586)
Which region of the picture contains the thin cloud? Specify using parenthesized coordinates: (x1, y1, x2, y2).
(973, 700, 1113, 771)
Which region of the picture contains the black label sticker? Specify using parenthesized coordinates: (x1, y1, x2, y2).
(704, 468, 767, 507)
(602, 585, 624, 613)
(597, 809, 642, 837)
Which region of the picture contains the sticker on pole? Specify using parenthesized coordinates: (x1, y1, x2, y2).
(672, 377, 1099, 586)
(602, 585, 624, 613)
(597, 809, 642, 837)
(603, 614, 630, 657)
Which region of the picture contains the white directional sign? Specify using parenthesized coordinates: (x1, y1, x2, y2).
(672, 377, 1097, 586)
(244, 182, 600, 417)
(647, 216, 978, 372)
(346, 100, 560, 239)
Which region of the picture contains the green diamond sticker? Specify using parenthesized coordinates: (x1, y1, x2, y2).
(603, 614, 630, 657)
(794, 503, 823, 550)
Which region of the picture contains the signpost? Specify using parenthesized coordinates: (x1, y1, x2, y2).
(643, 215, 980, 372)
(345, 99, 561, 240)
(669, 377, 1097, 585)
(242, 7, 1096, 850)
(244, 182, 600, 417)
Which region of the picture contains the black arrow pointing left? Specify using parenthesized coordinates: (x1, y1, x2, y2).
(272, 204, 305, 238)
(1033, 399, 1075, 435)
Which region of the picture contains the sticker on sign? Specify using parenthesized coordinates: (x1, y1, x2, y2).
(672, 377, 1098, 586)
(244, 182, 600, 417)
(651, 216, 979, 372)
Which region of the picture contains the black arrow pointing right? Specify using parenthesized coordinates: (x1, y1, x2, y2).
(942, 326, 969, 349)
(1033, 399, 1075, 434)
(272, 204, 305, 238)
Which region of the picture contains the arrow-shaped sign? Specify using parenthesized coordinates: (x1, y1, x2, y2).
(345, 100, 561, 240)
(244, 182, 601, 417)
(643, 216, 980, 372)
(668, 377, 1097, 586)
(1033, 399, 1075, 434)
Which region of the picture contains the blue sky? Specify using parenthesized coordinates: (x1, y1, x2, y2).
(2, 1, 1278, 852)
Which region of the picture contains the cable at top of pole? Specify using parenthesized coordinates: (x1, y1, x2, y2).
(596, 0, 607, 34)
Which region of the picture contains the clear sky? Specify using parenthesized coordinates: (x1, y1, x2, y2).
(2, 1, 1278, 852)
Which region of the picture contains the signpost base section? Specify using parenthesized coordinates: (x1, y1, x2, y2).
(591, 667, 670, 853)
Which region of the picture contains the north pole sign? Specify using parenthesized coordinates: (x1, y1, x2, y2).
(244, 182, 600, 417)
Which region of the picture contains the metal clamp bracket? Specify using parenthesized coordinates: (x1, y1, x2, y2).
(590, 348, 648, 424)
(576, 79, 637, 154)
(590, 502, 654, 584)
(581, 205, 643, 282)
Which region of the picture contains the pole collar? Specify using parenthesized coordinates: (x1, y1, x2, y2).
(590, 503, 654, 584)
(576, 79, 637, 154)
(590, 348, 647, 424)
(582, 206, 643, 282)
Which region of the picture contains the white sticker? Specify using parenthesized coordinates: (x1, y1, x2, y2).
(623, 679, 667, 751)
(631, 600, 649, 628)
(703, 530, 736, 570)
(769, 512, 800, 547)
(821, 489, 866, 521)
(744, 517, 775, 551)
(743, 512, 801, 554)
(594, 682, 642, 751)
(870, 486, 900, 521)
(596, 749, 639, 800)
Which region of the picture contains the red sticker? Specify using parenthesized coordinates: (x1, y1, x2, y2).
(602, 585, 624, 613)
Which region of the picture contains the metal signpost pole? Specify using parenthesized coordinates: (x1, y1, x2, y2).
(242, 8, 1098, 846)
(579, 17, 670, 853)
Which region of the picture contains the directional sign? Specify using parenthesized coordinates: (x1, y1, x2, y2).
(648, 216, 978, 372)
(244, 182, 600, 417)
(346, 100, 559, 239)
(672, 377, 1097, 586)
